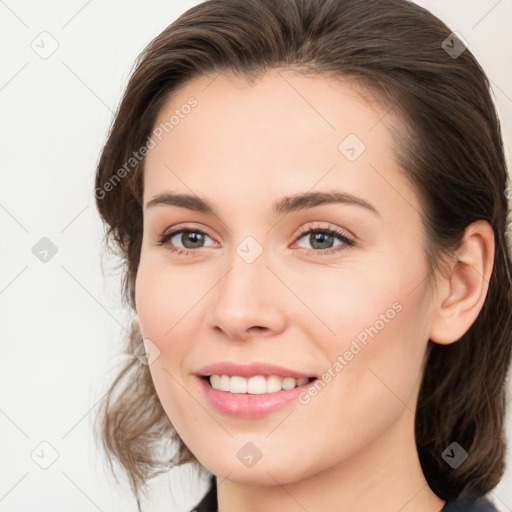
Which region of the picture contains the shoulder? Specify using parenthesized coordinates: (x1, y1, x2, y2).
(442, 496, 501, 511)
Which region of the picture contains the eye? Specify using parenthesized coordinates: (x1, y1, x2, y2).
(292, 224, 355, 256)
(154, 222, 355, 257)
(154, 224, 217, 256)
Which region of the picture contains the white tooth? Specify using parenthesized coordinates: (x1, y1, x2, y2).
(219, 374, 231, 391)
(230, 375, 247, 393)
(247, 376, 267, 394)
(208, 374, 309, 393)
(282, 377, 297, 390)
(266, 375, 283, 393)
(210, 375, 221, 388)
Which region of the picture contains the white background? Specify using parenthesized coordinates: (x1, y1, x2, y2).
(1, 1, 511, 511)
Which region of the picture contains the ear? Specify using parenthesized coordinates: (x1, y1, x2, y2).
(429, 220, 495, 345)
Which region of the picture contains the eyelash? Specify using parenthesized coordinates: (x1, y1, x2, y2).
(155, 223, 356, 257)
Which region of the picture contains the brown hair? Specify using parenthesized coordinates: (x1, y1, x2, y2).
(93, 0, 512, 507)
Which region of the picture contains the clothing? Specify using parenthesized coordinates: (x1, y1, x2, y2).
(441, 496, 500, 511)
(191, 476, 217, 512)
(191, 475, 501, 512)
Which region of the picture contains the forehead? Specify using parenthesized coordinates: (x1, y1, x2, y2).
(142, 69, 419, 219)
(148, 69, 394, 158)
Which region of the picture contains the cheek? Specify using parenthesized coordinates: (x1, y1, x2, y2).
(134, 260, 205, 438)
(134, 257, 205, 342)
(306, 248, 431, 406)
(295, 282, 431, 467)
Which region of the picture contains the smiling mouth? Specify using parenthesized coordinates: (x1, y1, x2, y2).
(201, 375, 317, 394)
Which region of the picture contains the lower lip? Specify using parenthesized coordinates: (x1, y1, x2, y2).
(197, 376, 317, 419)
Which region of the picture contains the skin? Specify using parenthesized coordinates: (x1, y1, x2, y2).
(134, 69, 494, 512)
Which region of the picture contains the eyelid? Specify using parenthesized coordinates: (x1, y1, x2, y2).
(154, 223, 216, 247)
(294, 222, 355, 242)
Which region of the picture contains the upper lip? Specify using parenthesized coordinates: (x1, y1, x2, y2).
(195, 361, 316, 379)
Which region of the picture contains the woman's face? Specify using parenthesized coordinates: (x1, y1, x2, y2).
(135, 69, 436, 484)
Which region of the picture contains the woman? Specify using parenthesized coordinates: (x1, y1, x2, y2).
(94, 0, 511, 510)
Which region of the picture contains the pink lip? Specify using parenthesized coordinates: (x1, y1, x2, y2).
(197, 375, 317, 419)
(195, 361, 316, 379)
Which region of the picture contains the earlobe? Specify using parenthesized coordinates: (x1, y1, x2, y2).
(429, 220, 495, 345)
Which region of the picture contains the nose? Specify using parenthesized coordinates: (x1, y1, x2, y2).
(205, 245, 287, 341)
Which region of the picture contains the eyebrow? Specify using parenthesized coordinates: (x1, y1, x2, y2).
(145, 191, 379, 216)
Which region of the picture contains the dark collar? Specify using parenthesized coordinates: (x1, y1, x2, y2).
(190, 478, 499, 512)
(191, 475, 217, 512)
